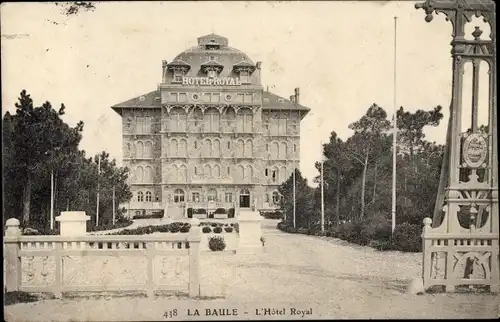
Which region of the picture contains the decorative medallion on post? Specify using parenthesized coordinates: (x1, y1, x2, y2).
(416, 0, 498, 293)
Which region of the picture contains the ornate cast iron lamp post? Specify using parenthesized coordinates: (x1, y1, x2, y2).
(416, 0, 498, 293)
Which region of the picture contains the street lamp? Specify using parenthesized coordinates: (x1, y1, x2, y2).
(320, 150, 326, 234)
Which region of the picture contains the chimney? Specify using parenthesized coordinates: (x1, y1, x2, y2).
(289, 95, 295, 103)
(294, 87, 300, 104)
(162, 60, 168, 83)
(256, 61, 262, 70)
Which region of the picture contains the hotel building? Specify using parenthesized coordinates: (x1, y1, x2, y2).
(111, 34, 310, 218)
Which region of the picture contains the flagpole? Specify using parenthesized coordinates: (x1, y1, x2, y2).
(293, 138, 296, 229)
(321, 152, 325, 233)
(112, 185, 116, 226)
(96, 156, 100, 227)
(391, 16, 398, 235)
(50, 169, 54, 230)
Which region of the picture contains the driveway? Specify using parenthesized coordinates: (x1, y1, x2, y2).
(5, 219, 499, 320)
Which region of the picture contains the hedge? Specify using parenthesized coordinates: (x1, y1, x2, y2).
(277, 217, 423, 253)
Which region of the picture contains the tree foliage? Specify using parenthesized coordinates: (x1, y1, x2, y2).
(277, 102, 445, 246)
(3, 90, 132, 230)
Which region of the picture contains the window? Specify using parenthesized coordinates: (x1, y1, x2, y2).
(265, 169, 268, 176)
(227, 141, 231, 149)
(294, 144, 297, 152)
(207, 189, 217, 202)
(264, 193, 269, 203)
(145, 191, 152, 202)
(210, 93, 221, 103)
(263, 98, 270, 103)
(239, 71, 250, 84)
(179, 93, 187, 102)
(207, 70, 217, 78)
(243, 93, 253, 103)
(156, 195, 160, 202)
(194, 141, 198, 149)
(224, 192, 233, 203)
(192, 192, 200, 202)
(278, 119, 287, 135)
(272, 170, 277, 183)
(227, 166, 231, 176)
(174, 189, 185, 203)
(173, 69, 184, 83)
(136, 117, 152, 134)
(137, 191, 144, 202)
(272, 191, 281, 204)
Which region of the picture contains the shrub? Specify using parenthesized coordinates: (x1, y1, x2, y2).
(391, 222, 422, 252)
(194, 208, 207, 215)
(233, 223, 239, 233)
(261, 211, 283, 220)
(169, 224, 181, 233)
(202, 226, 212, 233)
(224, 226, 233, 233)
(211, 223, 218, 227)
(179, 225, 190, 233)
(297, 227, 308, 234)
(208, 236, 226, 251)
(132, 212, 163, 220)
(213, 226, 223, 234)
(214, 208, 226, 214)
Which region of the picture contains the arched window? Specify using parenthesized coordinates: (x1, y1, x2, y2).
(178, 164, 187, 182)
(213, 164, 221, 178)
(174, 189, 185, 203)
(170, 139, 178, 157)
(271, 142, 279, 159)
(137, 191, 144, 202)
(145, 166, 153, 183)
(213, 139, 221, 157)
(145, 191, 152, 202)
(279, 142, 288, 159)
(144, 141, 153, 158)
(179, 139, 187, 157)
(272, 191, 281, 204)
(271, 167, 278, 183)
(207, 188, 217, 202)
(203, 139, 212, 157)
(204, 164, 212, 177)
(240, 188, 250, 196)
(135, 166, 144, 183)
(245, 139, 253, 157)
(246, 165, 253, 183)
(237, 165, 245, 181)
(236, 139, 244, 157)
(136, 141, 144, 158)
(279, 166, 287, 183)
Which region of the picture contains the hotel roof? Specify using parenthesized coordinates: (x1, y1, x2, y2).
(111, 90, 310, 116)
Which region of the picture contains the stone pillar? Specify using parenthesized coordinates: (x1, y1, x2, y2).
(4, 218, 22, 293)
(188, 218, 201, 297)
(237, 209, 263, 254)
(55, 211, 90, 237)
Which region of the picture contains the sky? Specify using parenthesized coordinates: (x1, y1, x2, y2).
(1, 1, 491, 186)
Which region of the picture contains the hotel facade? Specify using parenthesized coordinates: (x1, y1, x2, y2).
(111, 34, 310, 218)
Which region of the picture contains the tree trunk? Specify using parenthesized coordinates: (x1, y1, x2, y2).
(22, 175, 32, 225)
(360, 154, 369, 220)
(372, 162, 378, 203)
(336, 170, 341, 226)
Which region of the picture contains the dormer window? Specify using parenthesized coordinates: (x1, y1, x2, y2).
(239, 70, 250, 84)
(207, 69, 217, 78)
(167, 60, 191, 84)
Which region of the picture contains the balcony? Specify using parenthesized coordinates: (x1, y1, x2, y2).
(190, 175, 233, 185)
(127, 201, 163, 210)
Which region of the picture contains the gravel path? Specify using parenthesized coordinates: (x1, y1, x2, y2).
(5, 219, 499, 321)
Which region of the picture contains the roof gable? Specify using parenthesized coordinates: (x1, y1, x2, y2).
(262, 91, 311, 114)
(111, 90, 161, 114)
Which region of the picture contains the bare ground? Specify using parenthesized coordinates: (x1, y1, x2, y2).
(5, 219, 500, 321)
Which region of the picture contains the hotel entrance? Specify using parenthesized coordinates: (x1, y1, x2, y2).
(239, 188, 250, 208)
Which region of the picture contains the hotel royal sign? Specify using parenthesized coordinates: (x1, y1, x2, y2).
(182, 76, 242, 86)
